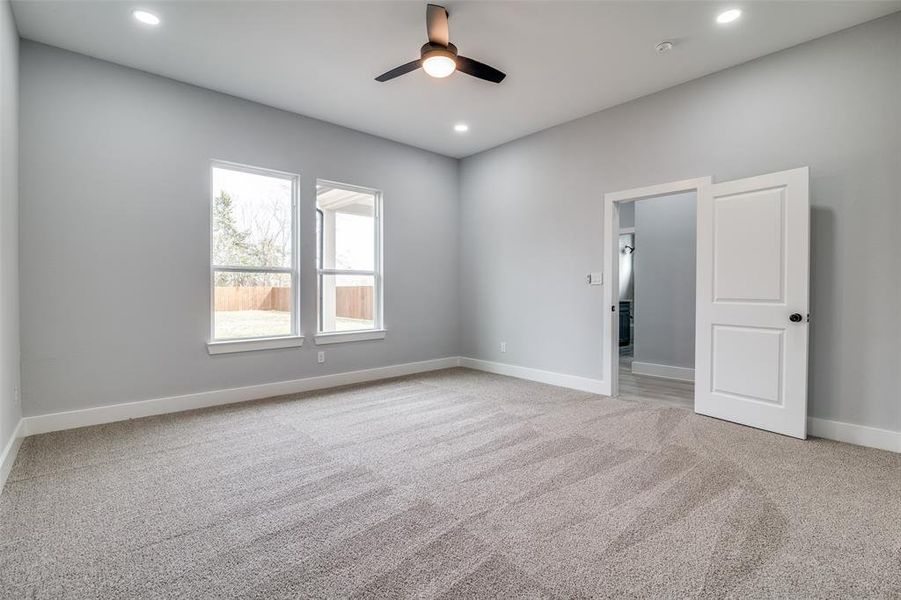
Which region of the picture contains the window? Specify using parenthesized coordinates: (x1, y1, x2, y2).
(209, 162, 300, 352)
(316, 181, 383, 340)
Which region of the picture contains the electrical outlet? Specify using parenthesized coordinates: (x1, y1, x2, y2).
(317, 351, 325, 364)
(500, 342, 506, 353)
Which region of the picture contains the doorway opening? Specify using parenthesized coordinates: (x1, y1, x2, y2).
(616, 193, 695, 407)
(601, 177, 711, 406)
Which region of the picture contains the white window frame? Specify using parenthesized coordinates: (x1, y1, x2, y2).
(314, 180, 385, 344)
(207, 160, 303, 354)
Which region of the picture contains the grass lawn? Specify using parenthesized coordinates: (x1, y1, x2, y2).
(215, 310, 373, 339)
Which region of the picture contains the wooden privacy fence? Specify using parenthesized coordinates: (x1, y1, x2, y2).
(215, 286, 291, 312)
(215, 286, 372, 320)
(335, 286, 373, 320)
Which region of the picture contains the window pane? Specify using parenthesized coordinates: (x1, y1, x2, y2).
(212, 166, 293, 268)
(214, 271, 292, 339)
(320, 274, 375, 332)
(316, 184, 375, 271)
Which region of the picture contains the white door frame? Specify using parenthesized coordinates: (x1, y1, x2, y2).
(601, 177, 712, 397)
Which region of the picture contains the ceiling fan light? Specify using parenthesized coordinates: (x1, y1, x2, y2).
(422, 54, 456, 78)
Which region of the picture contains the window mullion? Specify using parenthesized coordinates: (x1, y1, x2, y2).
(213, 265, 292, 274)
(318, 269, 376, 277)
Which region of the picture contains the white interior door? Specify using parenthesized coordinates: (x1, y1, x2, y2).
(694, 167, 810, 438)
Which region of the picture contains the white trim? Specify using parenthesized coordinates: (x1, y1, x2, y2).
(602, 176, 711, 399)
(459, 357, 607, 395)
(21, 357, 460, 436)
(0, 419, 25, 495)
(630, 361, 695, 382)
(207, 335, 304, 354)
(315, 329, 386, 345)
(606, 178, 711, 203)
(808, 417, 900, 454)
(210, 159, 298, 181)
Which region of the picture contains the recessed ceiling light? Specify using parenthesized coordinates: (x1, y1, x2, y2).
(716, 9, 742, 24)
(454, 123, 469, 133)
(133, 10, 161, 26)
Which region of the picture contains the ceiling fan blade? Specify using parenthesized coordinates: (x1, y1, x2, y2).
(426, 4, 449, 47)
(375, 59, 422, 82)
(456, 56, 506, 83)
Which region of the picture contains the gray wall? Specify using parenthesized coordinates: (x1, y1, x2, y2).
(19, 42, 460, 416)
(460, 13, 901, 432)
(15, 13, 901, 435)
(0, 0, 21, 453)
(633, 193, 696, 370)
(618, 202, 634, 229)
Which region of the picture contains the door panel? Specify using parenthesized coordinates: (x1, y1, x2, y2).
(711, 325, 783, 404)
(713, 188, 785, 303)
(695, 167, 809, 439)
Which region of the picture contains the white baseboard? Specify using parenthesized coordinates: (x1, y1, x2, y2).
(459, 357, 607, 395)
(460, 357, 898, 454)
(13, 356, 899, 457)
(631, 361, 695, 382)
(808, 417, 900, 453)
(0, 419, 25, 494)
(22, 356, 461, 437)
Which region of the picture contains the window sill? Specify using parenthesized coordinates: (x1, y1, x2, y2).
(207, 335, 305, 355)
(314, 329, 387, 345)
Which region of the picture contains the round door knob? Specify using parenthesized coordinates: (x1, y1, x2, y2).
(789, 313, 803, 323)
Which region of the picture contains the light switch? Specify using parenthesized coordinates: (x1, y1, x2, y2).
(588, 272, 603, 286)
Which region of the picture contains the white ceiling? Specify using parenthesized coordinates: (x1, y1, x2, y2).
(11, 1, 900, 158)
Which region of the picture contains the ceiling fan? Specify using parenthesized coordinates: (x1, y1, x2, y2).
(375, 4, 506, 84)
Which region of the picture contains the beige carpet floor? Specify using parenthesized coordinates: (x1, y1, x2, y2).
(1, 368, 899, 599)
